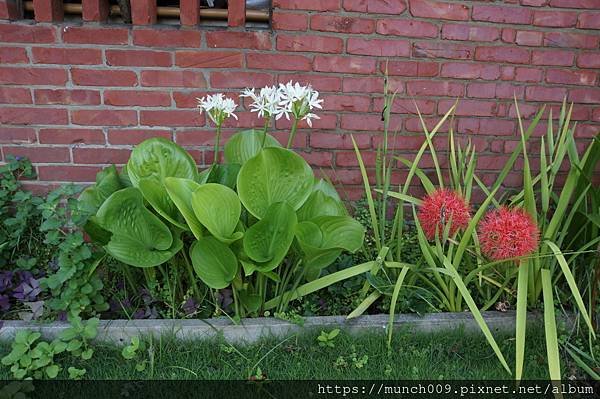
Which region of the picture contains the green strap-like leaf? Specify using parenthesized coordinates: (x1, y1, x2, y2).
(515, 260, 529, 381)
(541, 268, 561, 382)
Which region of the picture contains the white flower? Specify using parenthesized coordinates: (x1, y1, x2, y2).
(277, 81, 323, 123)
(197, 93, 238, 126)
(302, 112, 320, 127)
(241, 86, 283, 119)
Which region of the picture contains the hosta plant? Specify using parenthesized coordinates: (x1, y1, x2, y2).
(79, 83, 364, 319)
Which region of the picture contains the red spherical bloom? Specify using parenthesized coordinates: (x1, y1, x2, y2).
(417, 189, 471, 241)
(478, 206, 539, 262)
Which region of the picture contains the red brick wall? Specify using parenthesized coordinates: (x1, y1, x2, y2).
(1, 0, 599, 198)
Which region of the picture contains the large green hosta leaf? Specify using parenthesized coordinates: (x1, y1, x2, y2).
(164, 177, 204, 240)
(192, 183, 243, 244)
(224, 129, 281, 165)
(297, 178, 347, 221)
(127, 138, 198, 229)
(202, 163, 241, 189)
(96, 188, 182, 267)
(296, 216, 365, 275)
(237, 147, 314, 219)
(190, 236, 238, 289)
(243, 202, 297, 272)
(78, 165, 125, 244)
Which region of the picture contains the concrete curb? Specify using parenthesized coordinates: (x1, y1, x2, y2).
(0, 311, 522, 345)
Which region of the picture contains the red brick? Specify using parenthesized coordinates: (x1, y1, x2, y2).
(140, 110, 204, 127)
(577, 52, 600, 69)
(35, 89, 100, 105)
(106, 50, 172, 67)
(514, 67, 543, 82)
(310, 132, 371, 149)
(0, 107, 67, 125)
(311, 15, 375, 34)
(439, 100, 499, 117)
(0, 24, 56, 43)
(314, 56, 377, 74)
(133, 29, 201, 47)
(375, 98, 436, 114)
(569, 88, 600, 104)
(141, 70, 206, 88)
(321, 95, 370, 112)
(210, 72, 274, 88)
(525, 86, 567, 102)
(413, 42, 473, 59)
(172, 91, 210, 108)
(521, 0, 548, 6)
(467, 83, 524, 99)
(549, 0, 600, 8)
(72, 110, 137, 126)
(3, 146, 69, 163)
(104, 90, 171, 107)
(544, 32, 599, 49)
(385, 60, 438, 76)
(501, 28, 516, 43)
(458, 118, 516, 136)
(335, 151, 371, 167)
(72, 69, 137, 87)
(546, 69, 597, 86)
(348, 37, 410, 57)
(0, 67, 67, 85)
(62, 26, 128, 45)
(578, 12, 600, 29)
(108, 129, 172, 145)
(515, 31, 543, 46)
(131, 0, 156, 25)
(274, 0, 340, 10)
(0, 46, 28, 63)
(276, 113, 337, 130)
(472, 5, 532, 24)
(441, 24, 500, 42)
(408, 81, 464, 97)
(377, 19, 438, 38)
(277, 74, 342, 92)
(206, 31, 271, 50)
(277, 35, 343, 54)
(409, 0, 469, 21)
(272, 11, 308, 31)
(175, 51, 242, 68)
(39, 129, 105, 144)
(342, 77, 384, 93)
(475, 47, 530, 64)
(31, 47, 102, 65)
(247, 53, 312, 71)
(343, 0, 407, 13)
(38, 166, 101, 182)
(73, 148, 131, 164)
(441, 63, 500, 80)
(341, 114, 400, 131)
(531, 49, 574, 66)
(0, 87, 32, 104)
(82, 0, 109, 22)
(533, 10, 577, 27)
(0, 127, 36, 144)
(0, 0, 23, 20)
(33, 0, 63, 22)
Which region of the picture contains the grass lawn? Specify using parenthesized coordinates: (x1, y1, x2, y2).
(0, 326, 565, 380)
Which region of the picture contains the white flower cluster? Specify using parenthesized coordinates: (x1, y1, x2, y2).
(197, 93, 238, 126)
(242, 81, 323, 127)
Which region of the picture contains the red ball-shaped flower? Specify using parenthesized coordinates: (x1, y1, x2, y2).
(478, 206, 539, 262)
(417, 189, 471, 241)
